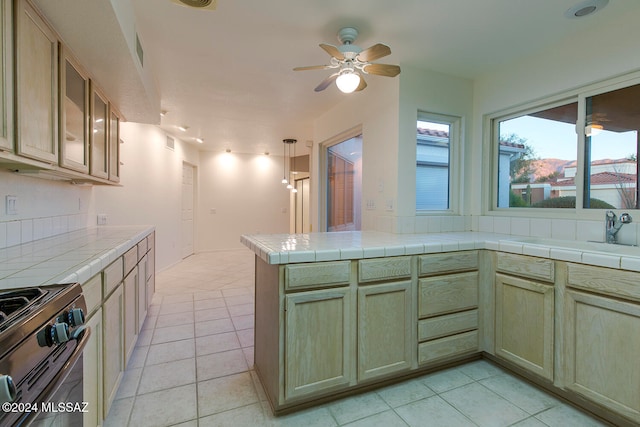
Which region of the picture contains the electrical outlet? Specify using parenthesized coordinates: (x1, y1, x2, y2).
(97, 214, 108, 225)
(385, 199, 394, 211)
(6, 195, 17, 215)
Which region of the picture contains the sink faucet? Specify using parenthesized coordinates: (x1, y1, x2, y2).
(605, 210, 632, 244)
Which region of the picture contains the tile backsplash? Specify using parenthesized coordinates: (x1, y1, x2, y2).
(0, 213, 90, 249)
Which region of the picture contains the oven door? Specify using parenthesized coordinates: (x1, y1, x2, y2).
(26, 326, 90, 427)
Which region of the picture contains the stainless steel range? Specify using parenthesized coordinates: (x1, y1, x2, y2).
(0, 283, 89, 427)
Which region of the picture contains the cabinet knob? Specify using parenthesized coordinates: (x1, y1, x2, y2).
(0, 375, 16, 404)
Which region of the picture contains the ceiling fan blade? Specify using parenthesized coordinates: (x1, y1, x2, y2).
(355, 75, 367, 92)
(314, 73, 339, 92)
(293, 65, 331, 71)
(319, 43, 344, 60)
(356, 43, 391, 62)
(362, 63, 401, 77)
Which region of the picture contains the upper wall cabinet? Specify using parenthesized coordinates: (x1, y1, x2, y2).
(108, 105, 120, 183)
(0, 1, 12, 152)
(90, 85, 109, 179)
(59, 46, 89, 173)
(15, 0, 58, 164)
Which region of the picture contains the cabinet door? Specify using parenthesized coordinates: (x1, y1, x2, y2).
(59, 47, 89, 173)
(0, 0, 12, 152)
(137, 255, 148, 332)
(284, 287, 355, 400)
(108, 105, 121, 182)
(495, 273, 554, 380)
(123, 266, 138, 364)
(83, 309, 103, 427)
(358, 281, 412, 381)
(90, 85, 108, 178)
(15, 0, 58, 163)
(564, 290, 640, 421)
(103, 284, 124, 417)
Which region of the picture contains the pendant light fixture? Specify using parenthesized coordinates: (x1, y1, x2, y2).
(282, 138, 297, 191)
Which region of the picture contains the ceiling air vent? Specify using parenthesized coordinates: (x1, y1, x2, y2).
(166, 136, 175, 151)
(170, 0, 217, 10)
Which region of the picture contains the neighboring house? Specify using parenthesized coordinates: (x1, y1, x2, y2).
(416, 128, 451, 210)
(511, 158, 638, 208)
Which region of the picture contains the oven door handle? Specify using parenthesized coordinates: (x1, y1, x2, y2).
(21, 326, 91, 426)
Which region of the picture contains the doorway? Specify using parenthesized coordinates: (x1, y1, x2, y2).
(181, 162, 195, 258)
(295, 177, 310, 233)
(326, 135, 362, 231)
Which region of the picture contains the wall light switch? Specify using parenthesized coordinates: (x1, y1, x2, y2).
(97, 214, 108, 225)
(366, 199, 376, 210)
(6, 195, 17, 215)
(210, 208, 217, 214)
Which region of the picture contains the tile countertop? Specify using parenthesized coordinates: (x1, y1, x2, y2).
(240, 230, 640, 272)
(0, 225, 154, 291)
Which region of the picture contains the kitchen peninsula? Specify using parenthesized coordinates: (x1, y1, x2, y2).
(242, 230, 640, 426)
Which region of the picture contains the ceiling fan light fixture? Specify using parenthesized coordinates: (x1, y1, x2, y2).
(336, 71, 361, 93)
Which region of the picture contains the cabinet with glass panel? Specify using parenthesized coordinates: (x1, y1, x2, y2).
(59, 46, 89, 173)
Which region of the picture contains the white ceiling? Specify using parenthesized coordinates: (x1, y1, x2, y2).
(32, 0, 640, 156)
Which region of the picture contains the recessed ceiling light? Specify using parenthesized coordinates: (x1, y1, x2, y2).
(264, 152, 270, 156)
(178, 125, 188, 132)
(195, 137, 204, 143)
(160, 110, 168, 117)
(564, 0, 608, 19)
(225, 148, 231, 153)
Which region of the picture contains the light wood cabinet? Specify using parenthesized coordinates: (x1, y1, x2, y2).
(89, 85, 109, 178)
(123, 266, 138, 364)
(102, 283, 124, 417)
(564, 288, 640, 422)
(358, 281, 412, 381)
(138, 254, 148, 333)
(284, 287, 355, 400)
(15, 0, 58, 163)
(495, 273, 554, 381)
(0, 0, 12, 152)
(83, 308, 103, 427)
(417, 253, 479, 365)
(59, 46, 89, 173)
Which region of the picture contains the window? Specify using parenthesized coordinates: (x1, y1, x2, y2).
(492, 76, 640, 212)
(495, 101, 578, 208)
(416, 114, 458, 211)
(584, 84, 639, 209)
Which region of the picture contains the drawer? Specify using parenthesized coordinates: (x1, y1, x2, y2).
(82, 274, 102, 315)
(418, 309, 478, 342)
(358, 256, 412, 283)
(567, 263, 640, 302)
(123, 246, 138, 276)
(103, 257, 123, 296)
(496, 252, 554, 283)
(285, 261, 351, 290)
(137, 238, 148, 259)
(418, 272, 478, 318)
(418, 251, 478, 276)
(418, 330, 478, 365)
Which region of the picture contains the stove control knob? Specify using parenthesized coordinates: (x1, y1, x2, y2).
(50, 322, 70, 345)
(0, 374, 16, 404)
(67, 308, 85, 327)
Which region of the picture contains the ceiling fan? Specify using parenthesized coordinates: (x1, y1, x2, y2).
(294, 27, 401, 94)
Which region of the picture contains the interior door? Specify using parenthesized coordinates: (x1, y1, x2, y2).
(181, 162, 195, 258)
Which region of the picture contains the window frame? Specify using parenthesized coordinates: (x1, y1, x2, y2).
(416, 111, 462, 215)
(485, 70, 640, 219)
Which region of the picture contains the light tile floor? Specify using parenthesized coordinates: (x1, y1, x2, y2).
(104, 248, 609, 427)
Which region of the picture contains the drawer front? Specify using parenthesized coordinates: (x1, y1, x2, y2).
(418, 330, 478, 365)
(103, 257, 123, 296)
(418, 309, 478, 342)
(82, 274, 102, 315)
(137, 238, 148, 259)
(285, 261, 351, 290)
(123, 246, 138, 276)
(358, 256, 412, 283)
(418, 251, 478, 277)
(496, 252, 554, 283)
(567, 263, 640, 302)
(418, 272, 478, 318)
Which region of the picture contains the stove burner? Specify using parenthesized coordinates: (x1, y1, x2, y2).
(0, 289, 46, 329)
